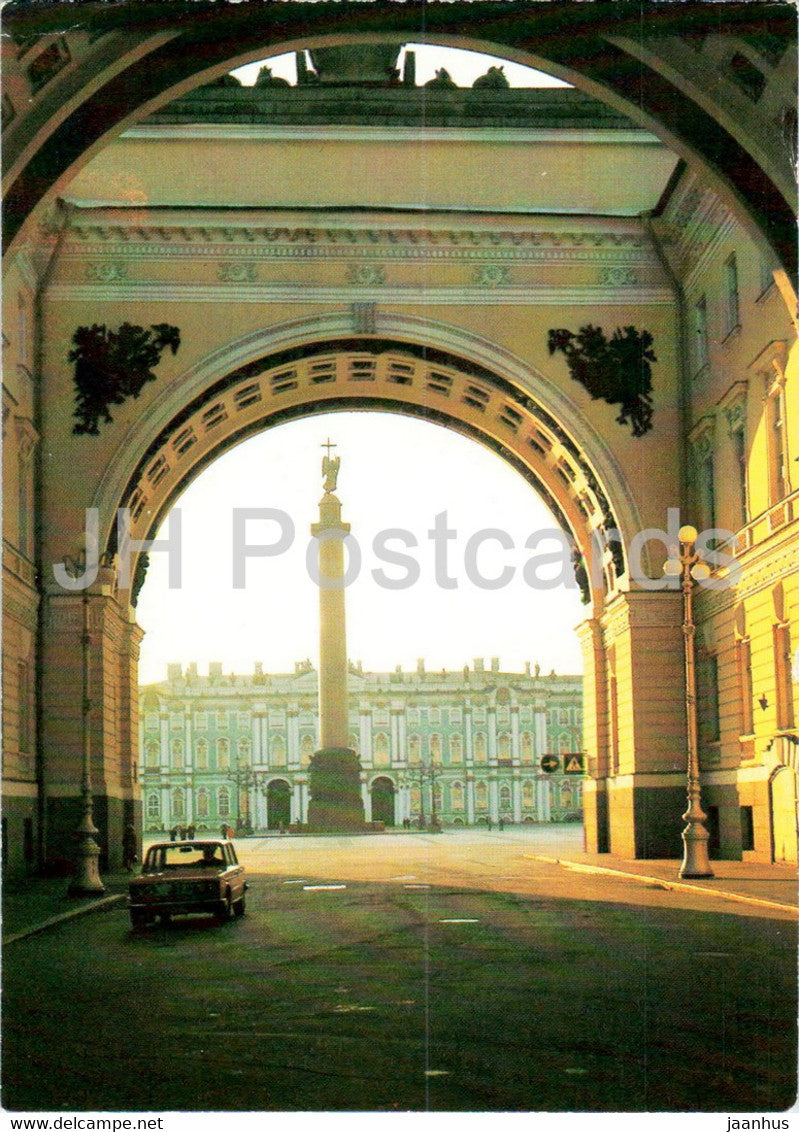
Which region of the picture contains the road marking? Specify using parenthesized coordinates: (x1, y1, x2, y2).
(303, 884, 347, 891)
(283, 879, 309, 884)
(404, 883, 430, 889)
(438, 918, 479, 923)
(392, 875, 417, 881)
(425, 1070, 450, 1077)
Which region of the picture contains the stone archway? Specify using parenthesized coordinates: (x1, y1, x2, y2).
(266, 779, 292, 830)
(370, 776, 396, 826)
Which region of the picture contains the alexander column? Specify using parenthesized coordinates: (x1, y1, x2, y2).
(307, 440, 365, 829)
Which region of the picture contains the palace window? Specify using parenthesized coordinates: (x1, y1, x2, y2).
(169, 712, 183, 730)
(498, 733, 510, 759)
(237, 712, 249, 729)
(147, 792, 161, 821)
(216, 710, 229, 729)
(560, 782, 574, 808)
(428, 708, 441, 725)
(196, 789, 209, 819)
(449, 733, 462, 763)
(693, 295, 710, 375)
(171, 787, 185, 820)
(475, 781, 488, 810)
(145, 712, 158, 731)
(194, 712, 207, 730)
(217, 787, 231, 818)
(449, 708, 461, 725)
(409, 735, 421, 763)
(731, 422, 748, 528)
(145, 740, 159, 768)
(170, 739, 184, 770)
(723, 253, 740, 337)
(766, 373, 790, 504)
(270, 734, 286, 767)
(450, 781, 464, 811)
(697, 654, 721, 747)
(499, 784, 512, 810)
(522, 781, 534, 808)
(734, 634, 754, 736)
(429, 734, 441, 760)
(195, 739, 208, 770)
(301, 734, 315, 765)
(217, 737, 230, 770)
(521, 732, 533, 762)
(238, 738, 251, 764)
(774, 621, 795, 731)
(474, 732, 487, 762)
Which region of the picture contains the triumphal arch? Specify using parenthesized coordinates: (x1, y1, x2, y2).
(2, 1, 797, 873)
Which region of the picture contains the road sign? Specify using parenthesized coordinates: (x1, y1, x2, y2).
(564, 753, 585, 774)
(540, 754, 559, 773)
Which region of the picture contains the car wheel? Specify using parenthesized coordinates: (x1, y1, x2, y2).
(159, 912, 172, 926)
(215, 896, 232, 924)
(130, 909, 148, 929)
(233, 894, 246, 917)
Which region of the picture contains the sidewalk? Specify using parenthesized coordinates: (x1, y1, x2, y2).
(525, 849, 799, 915)
(2, 870, 130, 944)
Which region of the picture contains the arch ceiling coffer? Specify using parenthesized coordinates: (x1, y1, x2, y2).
(112, 341, 629, 610)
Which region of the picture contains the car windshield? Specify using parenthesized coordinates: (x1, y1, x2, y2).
(143, 844, 228, 872)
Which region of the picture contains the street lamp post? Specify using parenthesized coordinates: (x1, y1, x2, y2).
(67, 561, 105, 895)
(664, 524, 714, 879)
(230, 762, 256, 833)
(404, 760, 442, 831)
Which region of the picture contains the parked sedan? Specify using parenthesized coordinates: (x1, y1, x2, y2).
(128, 840, 247, 928)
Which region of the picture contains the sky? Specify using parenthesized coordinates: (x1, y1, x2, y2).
(231, 45, 571, 88)
(136, 412, 586, 685)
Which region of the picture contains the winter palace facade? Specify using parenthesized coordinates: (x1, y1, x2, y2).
(139, 660, 583, 831)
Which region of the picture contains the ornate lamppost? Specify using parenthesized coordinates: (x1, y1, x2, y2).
(64, 553, 105, 895)
(229, 761, 257, 834)
(404, 760, 442, 831)
(664, 524, 714, 879)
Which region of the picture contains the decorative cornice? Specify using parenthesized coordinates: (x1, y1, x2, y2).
(47, 282, 672, 306)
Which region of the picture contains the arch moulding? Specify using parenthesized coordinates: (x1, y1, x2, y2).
(93, 312, 649, 611)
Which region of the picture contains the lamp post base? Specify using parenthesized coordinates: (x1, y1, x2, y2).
(678, 822, 714, 879)
(68, 836, 105, 896)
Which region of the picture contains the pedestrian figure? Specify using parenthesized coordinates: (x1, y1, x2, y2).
(221, 823, 228, 839)
(169, 826, 178, 842)
(186, 823, 196, 840)
(122, 823, 138, 872)
(498, 817, 505, 832)
(486, 818, 493, 831)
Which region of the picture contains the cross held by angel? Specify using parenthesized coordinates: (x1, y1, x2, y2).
(321, 438, 340, 493)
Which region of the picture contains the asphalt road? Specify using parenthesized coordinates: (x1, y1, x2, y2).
(3, 829, 796, 1113)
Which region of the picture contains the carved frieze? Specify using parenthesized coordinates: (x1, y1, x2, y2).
(85, 262, 129, 283)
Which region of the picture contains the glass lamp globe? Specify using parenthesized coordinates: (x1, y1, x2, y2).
(678, 524, 699, 545)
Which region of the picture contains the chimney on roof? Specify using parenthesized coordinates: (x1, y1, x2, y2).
(474, 658, 484, 672)
(209, 662, 222, 679)
(491, 657, 500, 672)
(417, 658, 425, 675)
(167, 663, 182, 682)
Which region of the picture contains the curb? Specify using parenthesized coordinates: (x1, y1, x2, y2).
(524, 855, 799, 916)
(3, 893, 127, 945)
